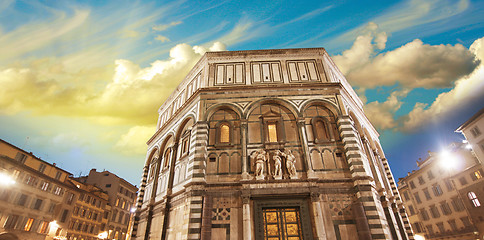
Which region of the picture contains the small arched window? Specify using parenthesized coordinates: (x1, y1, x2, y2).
(163, 148, 171, 168)
(312, 118, 330, 142)
(148, 156, 157, 180)
(468, 191, 481, 207)
(220, 123, 230, 143)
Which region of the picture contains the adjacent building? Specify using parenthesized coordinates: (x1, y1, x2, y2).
(80, 169, 138, 240)
(456, 108, 484, 166)
(398, 142, 482, 239)
(132, 48, 413, 240)
(66, 177, 110, 240)
(0, 139, 137, 240)
(0, 139, 75, 240)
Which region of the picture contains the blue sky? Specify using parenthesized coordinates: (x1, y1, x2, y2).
(0, 0, 483, 185)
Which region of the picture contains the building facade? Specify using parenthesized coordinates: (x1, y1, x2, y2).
(457, 108, 484, 166)
(398, 142, 484, 240)
(81, 169, 137, 240)
(0, 139, 75, 240)
(131, 48, 413, 240)
(66, 178, 110, 240)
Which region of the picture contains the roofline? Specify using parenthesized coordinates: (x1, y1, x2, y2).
(0, 138, 72, 175)
(456, 107, 484, 132)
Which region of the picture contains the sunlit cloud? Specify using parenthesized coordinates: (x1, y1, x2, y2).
(155, 35, 170, 42)
(115, 125, 156, 155)
(334, 23, 478, 89)
(401, 36, 484, 131)
(364, 90, 409, 130)
(0, 42, 226, 125)
(152, 21, 182, 31)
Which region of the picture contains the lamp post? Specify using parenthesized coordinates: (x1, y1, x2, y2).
(439, 150, 481, 240)
(0, 171, 15, 186)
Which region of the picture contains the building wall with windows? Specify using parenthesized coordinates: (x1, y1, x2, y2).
(457, 108, 484, 162)
(131, 48, 413, 240)
(0, 139, 75, 240)
(398, 142, 483, 240)
(66, 178, 110, 240)
(80, 169, 137, 240)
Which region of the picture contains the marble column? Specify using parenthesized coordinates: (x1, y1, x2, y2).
(241, 120, 251, 180)
(296, 118, 314, 177)
(242, 195, 252, 240)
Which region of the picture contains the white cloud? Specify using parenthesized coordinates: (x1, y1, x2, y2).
(152, 21, 182, 31)
(155, 35, 170, 42)
(115, 125, 156, 155)
(401, 37, 484, 131)
(0, 42, 227, 124)
(333, 23, 478, 89)
(364, 90, 409, 130)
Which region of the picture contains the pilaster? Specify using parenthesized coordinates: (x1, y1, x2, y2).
(338, 115, 391, 239)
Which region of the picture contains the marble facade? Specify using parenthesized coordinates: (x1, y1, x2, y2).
(131, 48, 413, 240)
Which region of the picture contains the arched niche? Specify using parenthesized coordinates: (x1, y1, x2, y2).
(246, 101, 299, 148)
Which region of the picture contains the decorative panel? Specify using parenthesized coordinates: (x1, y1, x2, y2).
(215, 63, 245, 85)
(286, 60, 320, 82)
(251, 61, 283, 84)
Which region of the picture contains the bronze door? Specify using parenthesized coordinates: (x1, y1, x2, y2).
(263, 207, 303, 240)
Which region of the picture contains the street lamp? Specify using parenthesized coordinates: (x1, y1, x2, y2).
(414, 234, 426, 240)
(97, 231, 108, 239)
(0, 172, 15, 186)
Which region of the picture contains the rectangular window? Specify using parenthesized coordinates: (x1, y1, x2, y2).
(445, 179, 454, 191)
(420, 208, 430, 221)
(41, 181, 49, 191)
(436, 222, 444, 233)
(409, 181, 416, 189)
(426, 225, 434, 235)
(403, 191, 410, 201)
(459, 177, 468, 186)
(428, 170, 434, 180)
(32, 199, 43, 210)
(66, 193, 75, 205)
(48, 203, 56, 213)
(105, 184, 111, 188)
(24, 218, 34, 231)
(429, 205, 440, 218)
(423, 189, 432, 200)
(55, 171, 62, 180)
(451, 197, 465, 212)
(461, 217, 471, 227)
(15, 152, 27, 163)
(412, 222, 423, 233)
(17, 194, 28, 206)
(4, 215, 19, 229)
(54, 186, 62, 195)
(471, 169, 483, 180)
(471, 126, 481, 137)
(38, 164, 46, 173)
(432, 184, 443, 196)
(60, 209, 69, 223)
(440, 202, 452, 215)
(408, 205, 415, 215)
(268, 123, 278, 142)
(448, 219, 458, 231)
(418, 176, 425, 185)
(414, 193, 422, 204)
(39, 221, 49, 233)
